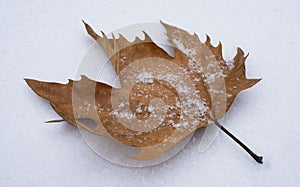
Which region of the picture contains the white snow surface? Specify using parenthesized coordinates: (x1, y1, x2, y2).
(1, 0, 300, 187)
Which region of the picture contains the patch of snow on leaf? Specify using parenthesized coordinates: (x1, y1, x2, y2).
(172, 38, 197, 58)
(226, 60, 234, 70)
(177, 85, 191, 94)
(203, 71, 225, 84)
(110, 110, 136, 120)
(137, 71, 154, 83)
(188, 59, 203, 73)
(182, 99, 209, 117)
(147, 105, 155, 112)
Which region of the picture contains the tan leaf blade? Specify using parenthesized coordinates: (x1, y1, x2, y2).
(25, 21, 261, 160)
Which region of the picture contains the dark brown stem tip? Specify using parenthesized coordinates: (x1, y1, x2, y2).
(254, 155, 263, 164)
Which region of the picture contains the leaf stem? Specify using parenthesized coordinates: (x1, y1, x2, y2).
(214, 120, 263, 164)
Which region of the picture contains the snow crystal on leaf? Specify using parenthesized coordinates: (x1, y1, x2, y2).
(137, 71, 154, 83)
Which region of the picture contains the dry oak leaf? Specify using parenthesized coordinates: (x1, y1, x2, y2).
(25, 21, 260, 160)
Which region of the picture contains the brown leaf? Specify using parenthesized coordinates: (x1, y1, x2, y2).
(204, 35, 261, 110)
(25, 21, 260, 160)
(160, 21, 261, 117)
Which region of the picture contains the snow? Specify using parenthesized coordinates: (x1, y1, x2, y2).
(172, 38, 197, 58)
(147, 105, 155, 112)
(110, 66, 209, 130)
(137, 71, 154, 83)
(226, 59, 234, 70)
(1, 0, 300, 187)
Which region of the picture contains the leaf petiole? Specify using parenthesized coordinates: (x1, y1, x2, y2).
(214, 120, 263, 164)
